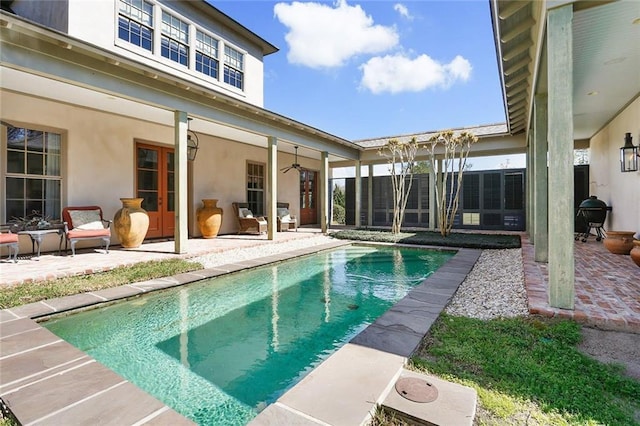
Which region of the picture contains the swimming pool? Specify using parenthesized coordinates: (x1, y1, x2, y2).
(43, 245, 454, 425)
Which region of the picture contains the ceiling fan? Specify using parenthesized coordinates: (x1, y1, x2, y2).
(281, 146, 303, 173)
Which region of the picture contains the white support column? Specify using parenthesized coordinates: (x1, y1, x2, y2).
(174, 111, 188, 254)
(534, 93, 549, 262)
(429, 164, 436, 230)
(355, 160, 362, 228)
(320, 151, 329, 233)
(434, 158, 443, 232)
(547, 4, 574, 309)
(267, 137, 278, 240)
(367, 164, 374, 227)
(526, 138, 533, 243)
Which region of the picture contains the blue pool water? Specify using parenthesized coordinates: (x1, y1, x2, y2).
(43, 245, 454, 425)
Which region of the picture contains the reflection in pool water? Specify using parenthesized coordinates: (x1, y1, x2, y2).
(44, 245, 454, 425)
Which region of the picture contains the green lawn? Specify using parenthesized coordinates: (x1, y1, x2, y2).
(0, 258, 202, 309)
(409, 315, 640, 425)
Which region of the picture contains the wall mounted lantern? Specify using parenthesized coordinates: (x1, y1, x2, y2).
(187, 117, 199, 161)
(620, 132, 639, 172)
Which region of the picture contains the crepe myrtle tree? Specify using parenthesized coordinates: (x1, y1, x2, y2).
(378, 137, 421, 234)
(427, 130, 478, 237)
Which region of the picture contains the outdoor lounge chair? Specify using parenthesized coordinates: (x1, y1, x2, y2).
(62, 206, 111, 256)
(276, 202, 297, 232)
(0, 225, 19, 262)
(232, 202, 267, 235)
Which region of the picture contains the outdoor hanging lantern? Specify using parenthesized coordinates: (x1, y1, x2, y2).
(187, 117, 199, 161)
(620, 132, 638, 172)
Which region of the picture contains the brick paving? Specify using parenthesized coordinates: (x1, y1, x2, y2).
(522, 235, 640, 333)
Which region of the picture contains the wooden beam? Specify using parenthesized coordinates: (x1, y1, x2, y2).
(507, 91, 527, 105)
(503, 39, 533, 62)
(504, 57, 530, 76)
(499, 1, 529, 20)
(505, 72, 529, 88)
(501, 18, 536, 43)
(509, 103, 526, 115)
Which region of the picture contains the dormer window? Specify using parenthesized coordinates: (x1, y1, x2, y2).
(161, 11, 189, 66)
(224, 45, 244, 90)
(196, 31, 219, 79)
(118, 0, 153, 52)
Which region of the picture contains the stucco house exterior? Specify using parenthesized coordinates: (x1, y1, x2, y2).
(0, 0, 360, 255)
(2, 0, 639, 312)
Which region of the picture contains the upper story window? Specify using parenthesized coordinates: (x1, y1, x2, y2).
(195, 31, 219, 79)
(224, 45, 244, 90)
(118, 0, 153, 52)
(161, 11, 189, 66)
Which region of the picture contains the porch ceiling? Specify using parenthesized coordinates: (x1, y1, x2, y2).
(492, 0, 640, 140)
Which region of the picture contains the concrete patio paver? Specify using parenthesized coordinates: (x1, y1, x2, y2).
(274, 343, 406, 426)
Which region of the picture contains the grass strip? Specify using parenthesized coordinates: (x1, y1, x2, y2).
(0, 258, 202, 309)
(332, 229, 521, 249)
(412, 314, 640, 425)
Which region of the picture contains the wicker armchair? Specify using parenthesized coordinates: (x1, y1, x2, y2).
(232, 203, 267, 235)
(276, 202, 297, 232)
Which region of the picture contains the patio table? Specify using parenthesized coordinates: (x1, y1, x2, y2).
(18, 227, 65, 258)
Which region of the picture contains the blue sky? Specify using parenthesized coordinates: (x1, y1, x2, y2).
(212, 0, 507, 142)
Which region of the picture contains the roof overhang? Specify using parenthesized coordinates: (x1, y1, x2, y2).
(491, 0, 640, 141)
(0, 11, 360, 162)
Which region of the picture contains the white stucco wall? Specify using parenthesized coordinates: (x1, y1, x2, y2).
(589, 97, 640, 237)
(1, 91, 319, 254)
(193, 141, 319, 234)
(65, 0, 266, 106)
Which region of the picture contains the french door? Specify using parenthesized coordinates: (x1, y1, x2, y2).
(299, 169, 318, 225)
(136, 143, 175, 239)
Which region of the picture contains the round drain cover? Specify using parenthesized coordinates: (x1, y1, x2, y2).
(395, 377, 439, 403)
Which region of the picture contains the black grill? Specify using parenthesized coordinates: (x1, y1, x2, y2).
(575, 196, 610, 242)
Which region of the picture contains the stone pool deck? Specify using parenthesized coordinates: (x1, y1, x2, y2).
(0, 241, 480, 425)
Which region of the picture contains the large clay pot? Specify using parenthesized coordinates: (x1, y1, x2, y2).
(114, 198, 149, 248)
(603, 231, 636, 255)
(630, 240, 640, 267)
(197, 199, 223, 238)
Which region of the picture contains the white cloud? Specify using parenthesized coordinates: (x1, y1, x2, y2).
(359, 53, 472, 94)
(274, 0, 399, 69)
(393, 3, 413, 20)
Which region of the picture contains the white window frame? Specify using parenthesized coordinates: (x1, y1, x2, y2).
(2, 125, 63, 223)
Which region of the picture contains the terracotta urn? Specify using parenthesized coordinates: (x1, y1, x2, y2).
(113, 198, 149, 248)
(603, 231, 636, 255)
(631, 240, 640, 267)
(197, 199, 223, 238)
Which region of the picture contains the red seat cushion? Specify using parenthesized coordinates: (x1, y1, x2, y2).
(67, 229, 111, 239)
(0, 233, 19, 244)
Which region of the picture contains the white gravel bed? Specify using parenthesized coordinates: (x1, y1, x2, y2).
(445, 248, 529, 320)
(192, 234, 336, 268)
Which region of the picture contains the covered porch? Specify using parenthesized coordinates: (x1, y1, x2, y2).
(0, 11, 360, 257)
